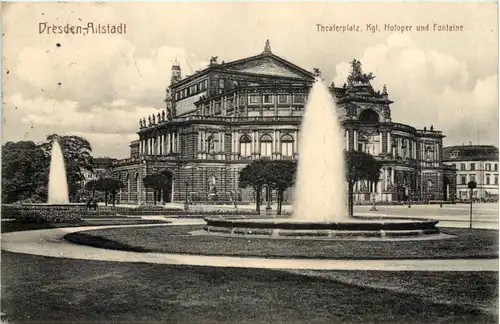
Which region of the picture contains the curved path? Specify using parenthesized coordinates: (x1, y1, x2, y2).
(1, 219, 498, 271)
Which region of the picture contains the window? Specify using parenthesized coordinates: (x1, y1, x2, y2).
(470, 174, 476, 182)
(495, 176, 498, 185)
(239, 135, 252, 157)
(219, 79, 225, 89)
(470, 163, 476, 171)
(460, 163, 466, 171)
(461, 175, 467, 185)
(263, 94, 273, 104)
(486, 163, 491, 171)
(486, 175, 491, 185)
(249, 95, 259, 104)
(281, 134, 294, 157)
(293, 94, 304, 103)
(279, 95, 288, 103)
(495, 164, 498, 171)
(260, 134, 273, 157)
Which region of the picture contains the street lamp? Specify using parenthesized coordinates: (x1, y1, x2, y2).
(468, 180, 477, 229)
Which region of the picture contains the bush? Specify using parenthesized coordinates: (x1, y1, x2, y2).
(9, 206, 82, 223)
(136, 205, 167, 212)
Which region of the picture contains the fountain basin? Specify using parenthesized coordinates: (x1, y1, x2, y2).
(203, 217, 440, 239)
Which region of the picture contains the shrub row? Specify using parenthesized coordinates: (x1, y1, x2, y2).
(13, 208, 81, 223)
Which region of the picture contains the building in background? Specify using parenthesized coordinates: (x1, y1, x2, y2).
(443, 145, 499, 202)
(112, 40, 455, 205)
(82, 157, 117, 185)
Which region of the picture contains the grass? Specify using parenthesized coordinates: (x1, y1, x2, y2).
(1, 251, 497, 324)
(64, 225, 499, 259)
(1, 219, 170, 234)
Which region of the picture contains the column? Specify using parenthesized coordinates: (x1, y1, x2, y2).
(384, 168, 388, 191)
(259, 92, 263, 117)
(255, 131, 259, 155)
(250, 131, 255, 156)
(220, 132, 225, 154)
(159, 134, 163, 155)
(274, 92, 278, 116)
(230, 132, 234, 158)
(244, 92, 249, 117)
(353, 130, 358, 151)
(164, 133, 167, 154)
(222, 96, 226, 116)
(387, 132, 391, 155)
(378, 132, 383, 155)
(198, 130, 202, 152)
(169, 132, 173, 153)
(391, 168, 395, 184)
(276, 131, 280, 157)
(345, 130, 349, 151)
(176, 132, 180, 153)
(289, 90, 293, 116)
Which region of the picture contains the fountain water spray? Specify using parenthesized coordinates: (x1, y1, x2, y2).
(48, 139, 69, 204)
(293, 79, 347, 222)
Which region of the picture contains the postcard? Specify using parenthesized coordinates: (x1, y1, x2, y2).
(2, 2, 499, 324)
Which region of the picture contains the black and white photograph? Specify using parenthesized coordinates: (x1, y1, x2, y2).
(1, 2, 499, 323)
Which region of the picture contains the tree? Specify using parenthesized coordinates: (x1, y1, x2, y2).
(239, 160, 270, 215)
(94, 178, 124, 206)
(42, 134, 94, 202)
(85, 180, 99, 198)
(345, 150, 382, 216)
(142, 173, 169, 205)
(2, 141, 50, 203)
(265, 160, 297, 215)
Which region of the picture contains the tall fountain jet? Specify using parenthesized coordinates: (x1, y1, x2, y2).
(48, 139, 69, 204)
(293, 79, 347, 222)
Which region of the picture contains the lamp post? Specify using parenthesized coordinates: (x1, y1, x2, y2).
(468, 180, 477, 229)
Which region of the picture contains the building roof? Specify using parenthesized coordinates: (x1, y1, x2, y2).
(172, 43, 315, 88)
(443, 145, 499, 162)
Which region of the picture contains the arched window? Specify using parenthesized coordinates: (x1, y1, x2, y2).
(260, 134, 272, 157)
(358, 109, 380, 123)
(281, 134, 294, 157)
(135, 173, 140, 192)
(239, 135, 252, 157)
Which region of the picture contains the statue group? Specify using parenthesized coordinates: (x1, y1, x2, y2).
(347, 59, 375, 85)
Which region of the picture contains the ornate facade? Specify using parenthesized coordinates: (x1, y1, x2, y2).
(111, 41, 456, 205)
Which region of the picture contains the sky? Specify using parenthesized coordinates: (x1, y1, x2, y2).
(2, 2, 498, 159)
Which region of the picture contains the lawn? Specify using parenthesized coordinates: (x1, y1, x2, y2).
(64, 225, 499, 259)
(1, 251, 497, 324)
(1, 219, 170, 234)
